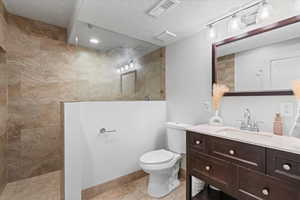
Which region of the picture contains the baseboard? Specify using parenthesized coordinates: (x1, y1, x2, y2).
(82, 170, 147, 200)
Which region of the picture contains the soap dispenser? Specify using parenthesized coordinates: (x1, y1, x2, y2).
(273, 113, 283, 136)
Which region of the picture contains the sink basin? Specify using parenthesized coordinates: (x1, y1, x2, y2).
(216, 127, 274, 138)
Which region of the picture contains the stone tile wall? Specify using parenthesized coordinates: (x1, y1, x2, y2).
(0, 0, 7, 194)
(5, 14, 165, 182)
(216, 54, 235, 91)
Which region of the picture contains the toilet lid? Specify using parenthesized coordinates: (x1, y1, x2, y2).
(140, 149, 174, 164)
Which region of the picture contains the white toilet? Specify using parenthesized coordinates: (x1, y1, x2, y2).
(139, 122, 191, 198)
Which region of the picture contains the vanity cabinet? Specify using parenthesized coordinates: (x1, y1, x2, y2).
(186, 131, 300, 200)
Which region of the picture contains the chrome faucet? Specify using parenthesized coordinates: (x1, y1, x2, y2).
(239, 108, 262, 132)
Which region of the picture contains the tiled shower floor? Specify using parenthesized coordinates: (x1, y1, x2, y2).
(0, 171, 186, 200)
(0, 171, 61, 200)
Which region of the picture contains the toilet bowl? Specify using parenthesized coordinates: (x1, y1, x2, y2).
(139, 122, 192, 198)
(140, 149, 182, 198)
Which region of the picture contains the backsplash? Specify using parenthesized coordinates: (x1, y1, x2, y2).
(4, 13, 165, 182)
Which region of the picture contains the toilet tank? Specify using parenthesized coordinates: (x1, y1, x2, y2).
(166, 122, 193, 154)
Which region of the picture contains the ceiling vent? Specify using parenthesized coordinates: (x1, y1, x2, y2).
(155, 31, 177, 42)
(148, 0, 181, 17)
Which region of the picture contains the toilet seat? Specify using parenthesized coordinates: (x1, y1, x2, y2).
(140, 149, 174, 165)
(140, 149, 181, 171)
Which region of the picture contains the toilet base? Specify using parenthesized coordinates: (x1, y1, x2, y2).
(147, 161, 180, 198)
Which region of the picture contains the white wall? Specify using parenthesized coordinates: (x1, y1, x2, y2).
(166, 0, 300, 135)
(64, 103, 83, 200)
(235, 38, 300, 91)
(64, 101, 166, 200)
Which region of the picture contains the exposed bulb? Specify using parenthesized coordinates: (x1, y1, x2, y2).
(75, 36, 79, 45)
(129, 62, 134, 69)
(208, 24, 216, 39)
(228, 15, 241, 33)
(257, 1, 272, 23)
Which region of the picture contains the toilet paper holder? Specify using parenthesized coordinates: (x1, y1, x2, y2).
(99, 128, 117, 134)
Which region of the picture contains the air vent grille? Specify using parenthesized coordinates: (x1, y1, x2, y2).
(161, 1, 176, 9)
(148, 0, 181, 17)
(155, 31, 177, 42)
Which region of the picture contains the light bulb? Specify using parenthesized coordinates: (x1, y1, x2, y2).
(257, 1, 272, 23)
(208, 24, 216, 39)
(89, 38, 100, 44)
(129, 62, 134, 69)
(125, 65, 129, 70)
(75, 36, 79, 44)
(228, 15, 241, 33)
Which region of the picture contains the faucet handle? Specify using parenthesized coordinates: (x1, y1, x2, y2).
(252, 121, 264, 132)
(237, 120, 247, 130)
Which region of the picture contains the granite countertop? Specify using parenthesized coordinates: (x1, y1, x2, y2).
(187, 124, 300, 155)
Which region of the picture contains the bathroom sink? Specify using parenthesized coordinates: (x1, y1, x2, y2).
(216, 127, 273, 138)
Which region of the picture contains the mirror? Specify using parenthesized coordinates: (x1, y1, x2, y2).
(213, 16, 300, 96)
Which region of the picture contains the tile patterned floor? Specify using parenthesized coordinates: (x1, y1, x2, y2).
(0, 171, 186, 200)
(0, 171, 61, 200)
(90, 176, 186, 200)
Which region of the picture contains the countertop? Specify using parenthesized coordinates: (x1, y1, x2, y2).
(187, 124, 300, 155)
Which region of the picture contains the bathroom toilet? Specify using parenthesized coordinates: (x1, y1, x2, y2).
(139, 122, 191, 198)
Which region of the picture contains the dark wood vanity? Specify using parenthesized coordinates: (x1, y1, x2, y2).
(186, 131, 300, 200)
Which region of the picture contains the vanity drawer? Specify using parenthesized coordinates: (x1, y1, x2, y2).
(207, 136, 266, 172)
(189, 152, 236, 194)
(188, 132, 206, 152)
(267, 149, 300, 185)
(237, 167, 300, 200)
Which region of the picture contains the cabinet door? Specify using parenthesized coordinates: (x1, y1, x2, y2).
(207, 136, 266, 172)
(237, 167, 300, 200)
(267, 149, 300, 185)
(189, 152, 236, 195)
(188, 132, 206, 152)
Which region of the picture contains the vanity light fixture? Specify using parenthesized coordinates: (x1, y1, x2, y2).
(228, 14, 242, 33)
(205, 0, 273, 38)
(256, 0, 272, 23)
(117, 61, 136, 74)
(89, 38, 100, 44)
(207, 24, 216, 39)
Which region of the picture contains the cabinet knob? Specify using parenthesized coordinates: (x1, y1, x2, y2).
(229, 150, 235, 155)
(282, 164, 291, 171)
(205, 166, 211, 171)
(262, 188, 270, 196)
(195, 140, 201, 145)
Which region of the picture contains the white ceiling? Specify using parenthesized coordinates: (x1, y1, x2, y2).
(3, 0, 76, 27)
(77, 0, 251, 46)
(3, 0, 252, 49)
(69, 20, 159, 56)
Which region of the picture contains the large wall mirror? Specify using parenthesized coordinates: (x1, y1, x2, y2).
(212, 15, 300, 96)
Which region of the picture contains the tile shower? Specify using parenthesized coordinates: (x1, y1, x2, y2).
(0, 3, 165, 199)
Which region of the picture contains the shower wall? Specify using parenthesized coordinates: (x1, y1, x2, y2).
(0, 0, 7, 194)
(5, 13, 165, 182)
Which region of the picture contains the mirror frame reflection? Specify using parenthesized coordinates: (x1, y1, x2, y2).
(212, 15, 300, 96)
